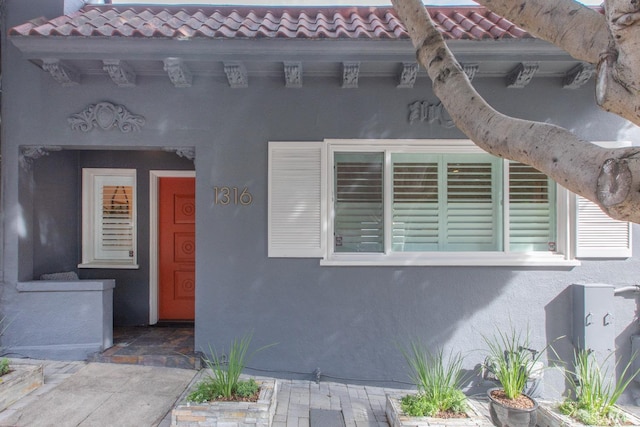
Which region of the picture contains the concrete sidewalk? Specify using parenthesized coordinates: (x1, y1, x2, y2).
(0, 360, 196, 427)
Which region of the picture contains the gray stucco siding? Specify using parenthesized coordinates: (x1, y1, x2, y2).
(3, 0, 640, 400)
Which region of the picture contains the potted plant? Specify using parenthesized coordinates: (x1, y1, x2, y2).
(482, 327, 546, 427)
(538, 349, 640, 426)
(171, 332, 277, 427)
(386, 343, 486, 427)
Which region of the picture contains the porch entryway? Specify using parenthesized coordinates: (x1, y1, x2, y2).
(88, 325, 200, 369)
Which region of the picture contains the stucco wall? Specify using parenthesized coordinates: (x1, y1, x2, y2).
(3, 0, 640, 402)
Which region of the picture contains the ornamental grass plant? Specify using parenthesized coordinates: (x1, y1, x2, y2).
(187, 332, 275, 403)
(558, 349, 640, 425)
(400, 343, 468, 417)
(483, 327, 534, 400)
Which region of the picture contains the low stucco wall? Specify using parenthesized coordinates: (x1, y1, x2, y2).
(6, 280, 115, 360)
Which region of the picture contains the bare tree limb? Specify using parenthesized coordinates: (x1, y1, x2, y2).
(470, 0, 640, 131)
(473, 0, 608, 64)
(391, 0, 640, 223)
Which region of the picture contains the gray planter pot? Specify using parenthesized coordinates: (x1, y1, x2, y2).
(487, 387, 538, 427)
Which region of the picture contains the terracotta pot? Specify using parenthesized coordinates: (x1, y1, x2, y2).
(487, 387, 538, 427)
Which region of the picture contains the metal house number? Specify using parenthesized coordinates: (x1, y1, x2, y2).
(214, 186, 253, 206)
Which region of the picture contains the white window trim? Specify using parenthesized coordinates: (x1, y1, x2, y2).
(323, 139, 577, 267)
(79, 168, 139, 269)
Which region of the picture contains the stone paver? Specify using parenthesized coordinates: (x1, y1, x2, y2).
(0, 360, 496, 427)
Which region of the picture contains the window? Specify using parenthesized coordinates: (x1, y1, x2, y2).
(268, 140, 631, 266)
(79, 168, 138, 269)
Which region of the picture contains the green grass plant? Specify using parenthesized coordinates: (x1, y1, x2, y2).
(187, 332, 274, 403)
(558, 349, 640, 425)
(482, 327, 547, 400)
(400, 343, 468, 417)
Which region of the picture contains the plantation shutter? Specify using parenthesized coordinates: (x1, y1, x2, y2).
(334, 153, 384, 253)
(95, 176, 135, 261)
(391, 154, 439, 252)
(508, 162, 556, 252)
(444, 156, 500, 251)
(575, 141, 632, 259)
(80, 168, 138, 268)
(576, 196, 631, 258)
(268, 141, 325, 257)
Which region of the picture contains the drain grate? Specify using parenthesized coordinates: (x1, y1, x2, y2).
(310, 409, 346, 427)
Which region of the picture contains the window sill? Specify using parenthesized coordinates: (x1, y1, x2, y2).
(320, 253, 581, 267)
(78, 262, 139, 270)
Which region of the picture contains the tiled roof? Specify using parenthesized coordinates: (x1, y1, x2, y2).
(9, 5, 531, 41)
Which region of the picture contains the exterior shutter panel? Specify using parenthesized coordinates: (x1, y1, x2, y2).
(576, 196, 631, 258)
(334, 153, 384, 253)
(444, 158, 499, 251)
(268, 141, 325, 257)
(508, 162, 555, 252)
(97, 178, 135, 261)
(575, 141, 632, 259)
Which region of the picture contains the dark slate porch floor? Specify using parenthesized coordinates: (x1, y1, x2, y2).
(88, 325, 200, 369)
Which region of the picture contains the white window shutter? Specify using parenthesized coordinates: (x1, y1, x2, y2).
(268, 141, 325, 257)
(576, 141, 632, 259)
(576, 196, 631, 258)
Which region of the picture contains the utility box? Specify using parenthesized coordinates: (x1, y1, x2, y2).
(572, 284, 615, 353)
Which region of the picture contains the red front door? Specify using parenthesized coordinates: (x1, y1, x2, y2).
(159, 177, 195, 321)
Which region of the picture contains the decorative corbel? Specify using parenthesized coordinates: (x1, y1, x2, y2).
(342, 62, 360, 89)
(103, 60, 136, 87)
(397, 62, 418, 88)
(42, 59, 80, 86)
(563, 63, 595, 89)
(463, 64, 479, 82)
(506, 62, 539, 88)
(224, 62, 249, 88)
(163, 58, 193, 88)
(284, 62, 303, 88)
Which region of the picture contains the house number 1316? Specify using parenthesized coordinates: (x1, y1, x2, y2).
(214, 186, 253, 205)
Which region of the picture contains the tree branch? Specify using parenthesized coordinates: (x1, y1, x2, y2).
(473, 0, 608, 64)
(391, 0, 640, 223)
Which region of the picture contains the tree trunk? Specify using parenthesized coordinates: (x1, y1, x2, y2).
(391, 0, 640, 223)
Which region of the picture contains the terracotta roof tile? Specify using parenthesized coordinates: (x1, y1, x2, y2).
(8, 5, 539, 41)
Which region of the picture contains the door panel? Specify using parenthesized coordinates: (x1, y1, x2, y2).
(159, 177, 195, 320)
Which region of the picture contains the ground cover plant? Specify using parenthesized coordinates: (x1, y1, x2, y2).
(187, 332, 274, 403)
(0, 358, 9, 377)
(558, 349, 640, 425)
(400, 343, 468, 418)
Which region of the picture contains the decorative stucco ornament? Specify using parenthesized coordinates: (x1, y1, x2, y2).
(68, 102, 145, 133)
(164, 147, 196, 162)
(408, 101, 455, 128)
(20, 146, 62, 170)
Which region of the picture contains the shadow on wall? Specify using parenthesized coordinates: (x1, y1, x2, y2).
(207, 261, 572, 389)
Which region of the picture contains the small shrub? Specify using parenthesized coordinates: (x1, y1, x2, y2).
(400, 344, 468, 417)
(0, 358, 9, 376)
(559, 349, 640, 425)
